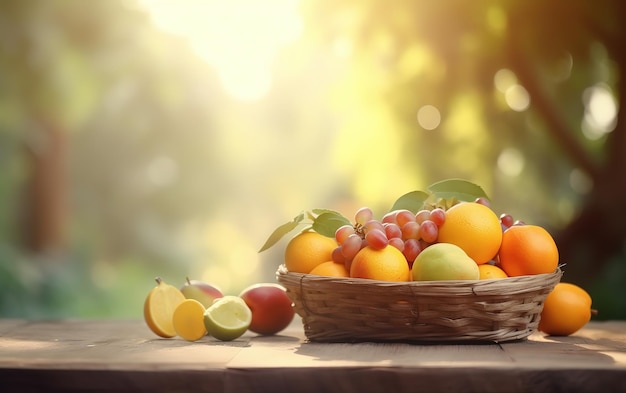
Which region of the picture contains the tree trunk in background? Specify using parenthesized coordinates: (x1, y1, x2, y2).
(555, 32, 626, 288)
(21, 115, 67, 255)
(507, 12, 626, 288)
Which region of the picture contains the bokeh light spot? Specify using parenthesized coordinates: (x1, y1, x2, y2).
(417, 105, 441, 130)
(494, 68, 517, 93)
(497, 148, 525, 176)
(505, 84, 530, 112)
(569, 168, 593, 194)
(582, 83, 617, 140)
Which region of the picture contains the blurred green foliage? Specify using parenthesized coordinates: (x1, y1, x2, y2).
(0, 0, 624, 320)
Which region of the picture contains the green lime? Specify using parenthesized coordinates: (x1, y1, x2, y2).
(203, 295, 252, 341)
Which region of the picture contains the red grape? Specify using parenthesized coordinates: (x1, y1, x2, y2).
(365, 228, 389, 250)
(382, 211, 398, 224)
(335, 224, 356, 244)
(341, 234, 363, 260)
(355, 207, 374, 226)
(499, 213, 514, 230)
(384, 222, 402, 240)
(396, 209, 416, 228)
(419, 220, 439, 243)
(430, 208, 446, 226)
(401, 221, 420, 240)
(415, 209, 431, 224)
(403, 238, 422, 264)
(331, 247, 346, 264)
(363, 219, 385, 235)
(389, 237, 405, 252)
(475, 197, 490, 207)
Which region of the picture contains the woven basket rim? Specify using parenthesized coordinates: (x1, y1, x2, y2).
(277, 264, 562, 290)
(276, 264, 563, 343)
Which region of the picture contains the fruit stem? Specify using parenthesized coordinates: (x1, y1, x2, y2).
(155, 277, 163, 285)
(591, 308, 599, 316)
(186, 277, 192, 285)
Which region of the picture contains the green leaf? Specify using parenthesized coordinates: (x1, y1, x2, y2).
(258, 212, 305, 252)
(311, 208, 344, 216)
(390, 190, 430, 213)
(428, 178, 489, 202)
(312, 211, 351, 237)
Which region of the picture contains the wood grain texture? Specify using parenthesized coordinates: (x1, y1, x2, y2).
(0, 319, 625, 393)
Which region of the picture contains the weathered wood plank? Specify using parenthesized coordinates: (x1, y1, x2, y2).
(0, 319, 248, 370)
(0, 319, 624, 393)
(500, 321, 626, 370)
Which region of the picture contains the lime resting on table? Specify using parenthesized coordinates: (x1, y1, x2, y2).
(203, 295, 252, 341)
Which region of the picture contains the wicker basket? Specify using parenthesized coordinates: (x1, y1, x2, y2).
(277, 264, 562, 343)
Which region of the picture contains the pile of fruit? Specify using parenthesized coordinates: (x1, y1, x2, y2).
(143, 278, 295, 341)
(260, 179, 596, 337)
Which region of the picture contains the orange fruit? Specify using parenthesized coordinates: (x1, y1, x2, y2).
(350, 245, 410, 282)
(309, 261, 349, 277)
(478, 264, 508, 280)
(172, 299, 207, 342)
(437, 202, 503, 264)
(284, 231, 338, 274)
(538, 282, 593, 336)
(498, 225, 559, 276)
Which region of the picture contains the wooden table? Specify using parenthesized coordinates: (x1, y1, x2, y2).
(1, 318, 625, 393)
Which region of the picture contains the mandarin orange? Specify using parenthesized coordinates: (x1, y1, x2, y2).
(284, 231, 338, 274)
(538, 282, 593, 336)
(437, 202, 502, 264)
(350, 245, 410, 282)
(498, 225, 559, 276)
(309, 261, 349, 277)
(478, 264, 508, 280)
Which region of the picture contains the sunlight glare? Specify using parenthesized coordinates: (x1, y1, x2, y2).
(139, 0, 303, 101)
(581, 83, 617, 140)
(333, 36, 353, 59)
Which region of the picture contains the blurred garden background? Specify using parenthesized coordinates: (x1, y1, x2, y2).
(1, 0, 624, 319)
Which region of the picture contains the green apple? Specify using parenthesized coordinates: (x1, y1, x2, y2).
(412, 243, 480, 281)
(180, 277, 224, 308)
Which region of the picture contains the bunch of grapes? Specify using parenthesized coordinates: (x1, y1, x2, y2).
(332, 199, 524, 271)
(331, 206, 447, 270)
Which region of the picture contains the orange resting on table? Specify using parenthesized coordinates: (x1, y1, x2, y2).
(538, 282, 593, 336)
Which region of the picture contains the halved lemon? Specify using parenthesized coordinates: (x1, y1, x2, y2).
(203, 295, 252, 341)
(144, 277, 186, 338)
